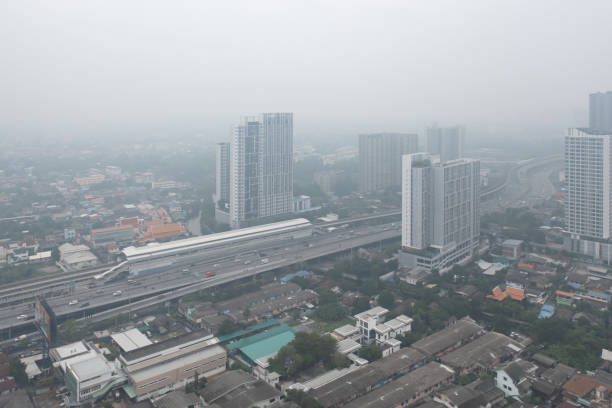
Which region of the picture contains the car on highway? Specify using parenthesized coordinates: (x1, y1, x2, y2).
(205, 271, 216, 277)
(79, 302, 90, 308)
(96, 289, 104, 294)
(17, 314, 28, 320)
(261, 258, 269, 264)
(182, 268, 189, 273)
(68, 300, 78, 306)
(244, 260, 251, 265)
(113, 290, 122, 296)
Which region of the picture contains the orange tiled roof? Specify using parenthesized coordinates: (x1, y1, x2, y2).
(556, 290, 574, 298)
(506, 286, 526, 301)
(487, 286, 525, 302)
(563, 375, 599, 397)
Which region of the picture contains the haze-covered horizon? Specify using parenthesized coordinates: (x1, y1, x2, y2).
(1, 0, 611, 142)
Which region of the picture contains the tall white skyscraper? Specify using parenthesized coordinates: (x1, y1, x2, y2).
(426, 125, 466, 163)
(564, 128, 612, 262)
(359, 133, 419, 192)
(230, 113, 293, 229)
(215, 142, 231, 206)
(400, 153, 480, 272)
(590, 91, 612, 132)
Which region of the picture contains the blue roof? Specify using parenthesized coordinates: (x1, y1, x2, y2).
(280, 270, 309, 282)
(538, 304, 555, 319)
(239, 330, 295, 363)
(587, 291, 611, 301)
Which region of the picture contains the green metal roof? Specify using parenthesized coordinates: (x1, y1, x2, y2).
(218, 318, 280, 343)
(226, 325, 292, 350)
(240, 330, 295, 363)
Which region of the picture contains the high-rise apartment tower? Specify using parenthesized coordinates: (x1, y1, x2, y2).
(230, 113, 293, 229)
(400, 153, 480, 272)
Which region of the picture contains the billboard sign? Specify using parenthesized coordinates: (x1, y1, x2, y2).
(34, 297, 57, 344)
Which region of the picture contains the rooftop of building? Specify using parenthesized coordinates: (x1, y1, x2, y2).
(354, 306, 389, 321)
(153, 391, 203, 408)
(215, 282, 303, 313)
(51, 341, 89, 361)
(110, 328, 152, 353)
(440, 331, 521, 369)
(412, 317, 482, 356)
(202, 370, 281, 408)
(503, 239, 524, 246)
(310, 347, 427, 407)
(68, 354, 112, 382)
(129, 344, 225, 384)
(343, 362, 454, 408)
(121, 330, 216, 363)
(334, 324, 359, 337)
(436, 385, 483, 408)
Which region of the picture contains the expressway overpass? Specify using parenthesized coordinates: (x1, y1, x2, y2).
(0, 222, 400, 335)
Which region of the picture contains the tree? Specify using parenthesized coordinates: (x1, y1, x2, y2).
(351, 297, 370, 315)
(357, 345, 382, 362)
(9, 358, 28, 387)
(51, 247, 60, 262)
(378, 290, 395, 310)
(317, 288, 337, 305)
(218, 318, 239, 336)
(315, 303, 346, 322)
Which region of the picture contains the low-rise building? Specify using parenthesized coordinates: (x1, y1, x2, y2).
(91, 225, 137, 247)
(495, 359, 537, 398)
(412, 317, 483, 358)
(342, 362, 455, 408)
(58, 243, 99, 270)
(64, 353, 126, 406)
(354, 307, 412, 345)
(202, 370, 284, 408)
(310, 347, 427, 408)
(119, 331, 226, 401)
(502, 240, 523, 260)
(440, 331, 523, 374)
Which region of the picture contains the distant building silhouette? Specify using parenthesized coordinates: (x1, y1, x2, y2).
(590, 91, 612, 132)
(359, 133, 418, 193)
(215, 142, 231, 206)
(426, 124, 465, 163)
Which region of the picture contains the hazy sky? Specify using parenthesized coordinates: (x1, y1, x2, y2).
(1, 0, 611, 141)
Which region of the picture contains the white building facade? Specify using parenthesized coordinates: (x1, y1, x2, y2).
(400, 153, 480, 272)
(563, 128, 612, 263)
(230, 113, 293, 229)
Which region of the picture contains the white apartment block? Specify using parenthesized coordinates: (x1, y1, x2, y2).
(400, 153, 480, 272)
(563, 128, 612, 263)
(230, 113, 293, 229)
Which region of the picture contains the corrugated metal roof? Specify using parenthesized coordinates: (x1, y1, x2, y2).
(226, 325, 293, 351)
(240, 331, 295, 362)
(111, 328, 152, 352)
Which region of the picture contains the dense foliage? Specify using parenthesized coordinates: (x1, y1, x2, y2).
(269, 332, 349, 378)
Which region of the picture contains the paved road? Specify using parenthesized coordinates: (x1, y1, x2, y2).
(0, 222, 400, 331)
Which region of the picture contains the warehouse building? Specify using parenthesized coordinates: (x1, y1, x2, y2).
(440, 331, 523, 374)
(202, 370, 284, 408)
(412, 317, 483, 358)
(310, 347, 427, 408)
(119, 331, 226, 401)
(342, 362, 455, 408)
